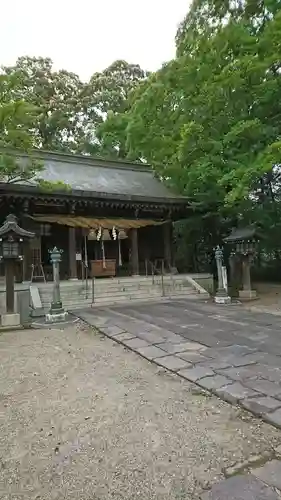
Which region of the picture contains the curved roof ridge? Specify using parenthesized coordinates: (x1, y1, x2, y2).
(19, 149, 152, 172)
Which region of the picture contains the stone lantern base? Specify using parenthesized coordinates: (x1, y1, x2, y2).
(1, 313, 21, 328)
(214, 289, 231, 305)
(45, 311, 67, 323)
(238, 289, 257, 300)
(45, 304, 67, 324)
(214, 295, 231, 305)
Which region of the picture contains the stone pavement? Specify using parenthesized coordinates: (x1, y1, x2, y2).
(73, 299, 281, 498)
(75, 299, 281, 430)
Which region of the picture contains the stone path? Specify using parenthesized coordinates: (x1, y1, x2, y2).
(75, 299, 281, 429)
(74, 298, 281, 498)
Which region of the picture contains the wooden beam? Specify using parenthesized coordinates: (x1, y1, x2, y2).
(130, 228, 139, 276)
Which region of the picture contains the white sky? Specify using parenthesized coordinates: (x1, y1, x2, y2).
(1, 0, 189, 80)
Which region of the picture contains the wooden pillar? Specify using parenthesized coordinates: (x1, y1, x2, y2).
(21, 203, 32, 282)
(69, 227, 77, 279)
(22, 238, 30, 282)
(130, 228, 139, 275)
(5, 260, 15, 313)
(163, 222, 172, 270)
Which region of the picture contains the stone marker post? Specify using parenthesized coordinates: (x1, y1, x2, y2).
(214, 245, 231, 304)
(45, 247, 67, 323)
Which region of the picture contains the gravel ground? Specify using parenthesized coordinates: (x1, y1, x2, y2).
(0, 322, 281, 500)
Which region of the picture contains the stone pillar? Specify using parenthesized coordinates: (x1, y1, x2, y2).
(52, 259, 61, 308)
(68, 227, 77, 280)
(130, 228, 139, 276)
(229, 252, 241, 298)
(214, 246, 231, 304)
(239, 254, 257, 299)
(163, 222, 172, 271)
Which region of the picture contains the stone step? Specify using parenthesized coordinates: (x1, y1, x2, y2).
(37, 275, 193, 287)
(91, 292, 201, 308)
(39, 281, 193, 293)
(40, 291, 193, 304)
(36, 274, 200, 312)
(41, 287, 196, 306)
(40, 285, 162, 297)
(39, 285, 196, 309)
(40, 288, 195, 307)
(41, 288, 162, 303)
(39, 281, 193, 296)
(39, 281, 194, 293)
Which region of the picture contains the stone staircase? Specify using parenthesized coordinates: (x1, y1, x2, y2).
(36, 274, 208, 312)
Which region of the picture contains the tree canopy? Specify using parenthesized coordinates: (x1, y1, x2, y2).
(111, 0, 281, 271)
(0, 71, 42, 183)
(85, 60, 149, 158)
(125, 4, 281, 210)
(0, 56, 148, 186)
(2, 57, 149, 158)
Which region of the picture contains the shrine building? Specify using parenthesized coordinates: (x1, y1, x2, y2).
(0, 150, 191, 282)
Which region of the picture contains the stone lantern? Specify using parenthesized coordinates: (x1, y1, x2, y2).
(45, 246, 67, 323)
(224, 226, 259, 300)
(214, 245, 231, 304)
(0, 214, 34, 327)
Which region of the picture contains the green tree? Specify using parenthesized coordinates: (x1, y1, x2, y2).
(0, 72, 42, 182)
(3, 57, 149, 159)
(89, 60, 148, 115)
(126, 6, 281, 206)
(3, 56, 89, 152)
(0, 71, 70, 191)
(84, 60, 149, 158)
(175, 0, 280, 58)
(121, 1, 281, 269)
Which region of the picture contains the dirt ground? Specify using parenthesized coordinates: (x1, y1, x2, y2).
(243, 282, 281, 314)
(1, 321, 281, 500)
